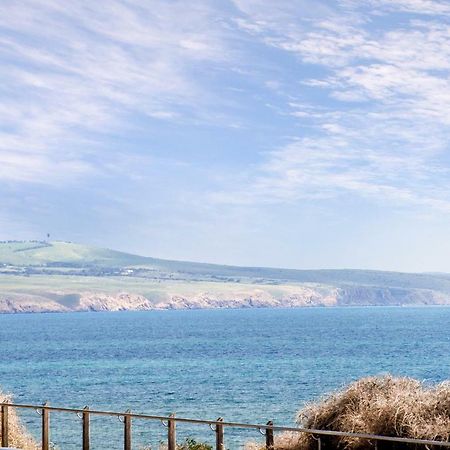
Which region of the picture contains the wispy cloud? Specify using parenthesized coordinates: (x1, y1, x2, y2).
(0, 0, 233, 184)
(225, 0, 450, 212)
(365, 0, 450, 15)
(2, 0, 450, 268)
(2, 0, 450, 236)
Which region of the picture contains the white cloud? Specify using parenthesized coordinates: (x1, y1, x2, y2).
(366, 0, 450, 15)
(221, 0, 450, 213)
(0, 0, 232, 184)
(2, 0, 449, 218)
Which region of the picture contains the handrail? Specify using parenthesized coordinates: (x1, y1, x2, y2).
(2, 401, 450, 448)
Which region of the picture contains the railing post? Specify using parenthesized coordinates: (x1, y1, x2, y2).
(124, 410, 132, 450)
(42, 402, 50, 450)
(215, 417, 224, 450)
(168, 413, 176, 450)
(1, 402, 9, 447)
(311, 435, 322, 450)
(265, 421, 274, 450)
(82, 406, 90, 450)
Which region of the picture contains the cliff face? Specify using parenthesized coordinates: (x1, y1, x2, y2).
(0, 285, 448, 314)
(0, 294, 68, 313)
(76, 293, 152, 311)
(1, 242, 450, 314)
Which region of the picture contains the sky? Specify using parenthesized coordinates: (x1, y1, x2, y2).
(0, 0, 450, 272)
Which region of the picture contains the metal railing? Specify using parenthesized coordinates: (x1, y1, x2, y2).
(2, 401, 450, 449)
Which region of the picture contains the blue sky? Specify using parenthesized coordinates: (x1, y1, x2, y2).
(1, 0, 450, 272)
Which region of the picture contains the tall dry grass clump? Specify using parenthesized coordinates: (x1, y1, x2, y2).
(0, 390, 38, 450)
(248, 375, 450, 450)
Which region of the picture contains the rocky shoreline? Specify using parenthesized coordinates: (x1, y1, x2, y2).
(0, 285, 448, 314)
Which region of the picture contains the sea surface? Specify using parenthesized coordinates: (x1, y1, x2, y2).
(1, 307, 450, 449)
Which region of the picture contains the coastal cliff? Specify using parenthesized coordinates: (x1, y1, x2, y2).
(0, 286, 447, 314)
(1, 241, 449, 313)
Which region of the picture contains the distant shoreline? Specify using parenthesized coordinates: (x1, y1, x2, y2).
(1, 302, 450, 315)
(2, 241, 450, 314)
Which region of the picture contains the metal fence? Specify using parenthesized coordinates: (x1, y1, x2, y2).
(2, 401, 450, 450)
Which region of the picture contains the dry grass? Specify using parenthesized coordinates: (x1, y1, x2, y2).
(4, 376, 450, 450)
(0, 390, 38, 450)
(248, 375, 450, 450)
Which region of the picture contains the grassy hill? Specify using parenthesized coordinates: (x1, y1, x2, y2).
(2, 240, 450, 292)
(0, 240, 151, 267)
(0, 241, 450, 313)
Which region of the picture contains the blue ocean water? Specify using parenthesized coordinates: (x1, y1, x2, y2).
(1, 307, 450, 449)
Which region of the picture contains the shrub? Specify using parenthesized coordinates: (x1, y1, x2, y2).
(155, 438, 213, 450)
(257, 375, 450, 450)
(177, 438, 213, 450)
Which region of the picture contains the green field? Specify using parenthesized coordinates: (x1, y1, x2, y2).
(0, 241, 449, 312)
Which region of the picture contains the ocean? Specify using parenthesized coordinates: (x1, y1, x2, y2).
(1, 307, 450, 449)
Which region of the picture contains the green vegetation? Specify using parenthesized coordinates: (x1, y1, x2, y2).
(0, 240, 151, 267)
(1, 240, 450, 312)
(2, 240, 450, 291)
(176, 438, 213, 450)
(143, 439, 213, 450)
